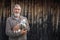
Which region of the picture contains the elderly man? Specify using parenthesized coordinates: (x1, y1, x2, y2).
(5, 4, 30, 40)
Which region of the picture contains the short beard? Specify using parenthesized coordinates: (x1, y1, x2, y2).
(13, 13, 20, 18)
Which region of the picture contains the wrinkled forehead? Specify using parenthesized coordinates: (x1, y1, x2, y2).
(13, 4, 21, 9)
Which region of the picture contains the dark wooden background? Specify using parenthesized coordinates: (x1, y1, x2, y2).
(0, 0, 60, 40)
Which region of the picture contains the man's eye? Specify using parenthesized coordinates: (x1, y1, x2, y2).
(14, 9, 20, 10)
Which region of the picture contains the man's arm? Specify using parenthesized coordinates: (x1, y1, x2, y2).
(25, 18, 30, 32)
(20, 17, 30, 35)
(5, 18, 22, 37)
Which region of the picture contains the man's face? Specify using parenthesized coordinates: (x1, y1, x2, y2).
(13, 6, 21, 14)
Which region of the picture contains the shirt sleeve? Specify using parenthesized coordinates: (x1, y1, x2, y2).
(5, 18, 22, 37)
(25, 18, 30, 32)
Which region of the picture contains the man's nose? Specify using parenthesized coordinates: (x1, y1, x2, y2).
(16, 10, 19, 12)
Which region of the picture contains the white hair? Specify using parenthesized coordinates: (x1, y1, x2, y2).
(13, 4, 21, 9)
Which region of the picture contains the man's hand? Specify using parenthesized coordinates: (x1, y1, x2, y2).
(13, 24, 20, 31)
(13, 24, 27, 35)
(21, 29, 27, 35)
